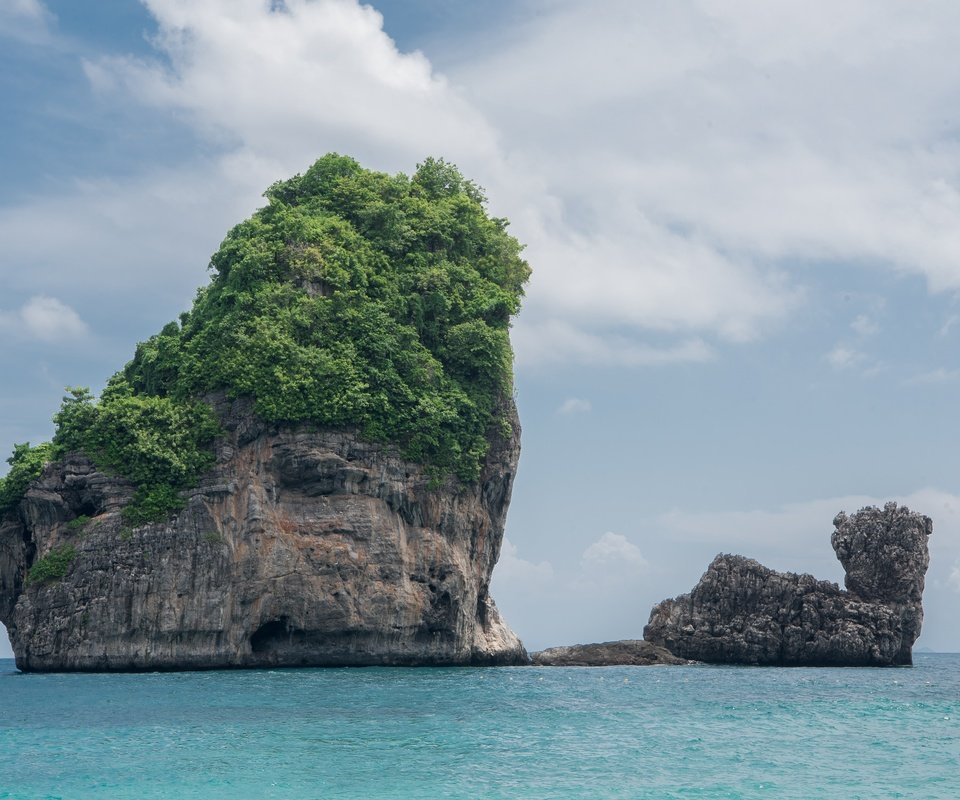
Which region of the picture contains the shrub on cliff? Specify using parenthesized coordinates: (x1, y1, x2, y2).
(0, 442, 54, 515)
(0, 155, 529, 522)
(26, 544, 76, 585)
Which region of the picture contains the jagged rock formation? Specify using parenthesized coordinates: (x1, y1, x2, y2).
(530, 640, 688, 666)
(644, 503, 931, 666)
(0, 396, 526, 671)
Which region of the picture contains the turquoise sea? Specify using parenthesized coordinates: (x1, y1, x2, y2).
(1, 655, 958, 799)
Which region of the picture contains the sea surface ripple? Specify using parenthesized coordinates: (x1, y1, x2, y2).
(1, 654, 958, 799)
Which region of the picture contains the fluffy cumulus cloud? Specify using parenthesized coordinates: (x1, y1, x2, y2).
(83, 0, 498, 178)
(581, 532, 648, 572)
(0, 296, 88, 342)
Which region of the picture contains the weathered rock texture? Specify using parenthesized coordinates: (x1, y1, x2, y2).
(530, 640, 688, 666)
(644, 503, 931, 666)
(0, 397, 526, 671)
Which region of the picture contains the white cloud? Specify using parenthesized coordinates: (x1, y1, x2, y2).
(851, 314, 880, 337)
(825, 343, 884, 375)
(513, 319, 713, 368)
(455, 0, 960, 325)
(76, 0, 807, 365)
(493, 537, 554, 586)
(3, 0, 46, 17)
(0, 296, 88, 342)
(907, 368, 960, 385)
(0, 0, 52, 42)
(0, 163, 261, 312)
(85, 0, 498, 175)
(581, 532, 648, 571)
(556, 397, 591, 415)
(826, 344, 862, 371)
(492, 532, 654, 649)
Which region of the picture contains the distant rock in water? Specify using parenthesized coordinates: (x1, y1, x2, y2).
(531, 639, 688, 666)
(644, 503, 931, 666)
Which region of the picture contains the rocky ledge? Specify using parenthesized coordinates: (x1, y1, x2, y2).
(643, 503, 931, 666)
(0, 397, 526, 671)
(530, 640, 688, 666)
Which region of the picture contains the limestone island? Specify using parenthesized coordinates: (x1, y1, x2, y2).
(644, 503, 931, 666)
(0, 155, 530, 671)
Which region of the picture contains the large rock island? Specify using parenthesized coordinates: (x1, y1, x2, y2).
(644, 503, 931, 666)
(0, 155, 530, 671)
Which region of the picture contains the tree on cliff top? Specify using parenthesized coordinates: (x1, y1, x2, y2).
(0, 154, 530, 522)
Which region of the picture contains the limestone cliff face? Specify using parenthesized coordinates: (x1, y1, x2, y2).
(644, 503, 931, 666)
(0, 397, 526, 671)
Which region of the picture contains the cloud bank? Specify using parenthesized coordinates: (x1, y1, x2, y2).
(6, 0, 960, 367)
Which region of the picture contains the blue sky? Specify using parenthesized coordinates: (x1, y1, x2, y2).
(3, 0, 960, 657)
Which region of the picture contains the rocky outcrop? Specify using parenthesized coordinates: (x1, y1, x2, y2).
(0, 396, 526, 671)
(530, 640, 688, 666)
(644, 503, 931, 666)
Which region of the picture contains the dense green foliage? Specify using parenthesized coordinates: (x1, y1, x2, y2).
(0, 442, 54, 515)
(52, 384, 219, 524)
(27, 544, 76, 585)
(0, 388, 217, 526)
(0, 155, 529, 522)
(124, 154, 529, 481)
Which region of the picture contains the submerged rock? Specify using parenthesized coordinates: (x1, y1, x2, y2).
(530, 639, 688, 666)
(644, 503, 931, 666)
(0, 396, 526, 671)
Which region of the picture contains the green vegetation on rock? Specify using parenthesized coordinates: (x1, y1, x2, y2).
(0, 154, 529, 522)
(52, 385, 219, 525)
(0, 442, 54, 515)
(66, 515, 92, 532)
(125, 154, 529, 481)
(27, 544, 77, 585)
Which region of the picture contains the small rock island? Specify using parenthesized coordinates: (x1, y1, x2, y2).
(531, 640, 687, 666)
(0, 155, 530, 671)
(644, 503, 931, 666)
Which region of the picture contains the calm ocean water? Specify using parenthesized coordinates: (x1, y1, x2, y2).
(1, 655, 958, 799)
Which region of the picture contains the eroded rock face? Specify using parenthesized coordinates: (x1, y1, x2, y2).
(0, 397, 526, 671)
(644, 503, 931, 666)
